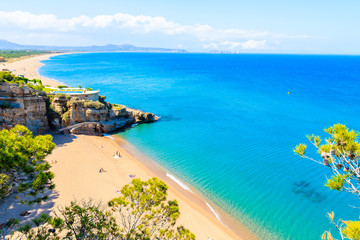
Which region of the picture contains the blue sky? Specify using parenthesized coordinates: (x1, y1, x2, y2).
(1, 0, 360, 54)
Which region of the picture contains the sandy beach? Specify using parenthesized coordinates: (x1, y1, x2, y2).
(1, 54, 64, 87)
(1, 54, 258, 240)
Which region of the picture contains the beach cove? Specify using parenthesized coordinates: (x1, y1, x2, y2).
(2, 54, 255, 240)
(38, 52, 360, 240)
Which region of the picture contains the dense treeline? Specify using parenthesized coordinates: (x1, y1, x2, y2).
(0, 50, 49, 61)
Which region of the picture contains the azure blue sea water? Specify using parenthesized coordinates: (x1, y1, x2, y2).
(40, 53, 360, 240)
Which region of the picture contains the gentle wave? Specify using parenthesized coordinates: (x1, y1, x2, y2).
(40, 53, 360, 240)
(103, 134, 114, 139)
(166, 173, 193, 192)
(206, 201, 225, 225)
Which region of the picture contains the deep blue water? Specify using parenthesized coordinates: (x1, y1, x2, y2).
(40, 53, 360, 240)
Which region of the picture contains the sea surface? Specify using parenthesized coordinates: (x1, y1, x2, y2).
(40, 53, 360, 240)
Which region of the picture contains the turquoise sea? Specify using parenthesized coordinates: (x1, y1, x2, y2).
(40, 53, 360, 239)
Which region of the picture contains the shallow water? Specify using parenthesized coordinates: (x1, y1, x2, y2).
(40, 53, 360, 239)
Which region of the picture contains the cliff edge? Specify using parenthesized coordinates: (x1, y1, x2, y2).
(0, 82, 158, 135)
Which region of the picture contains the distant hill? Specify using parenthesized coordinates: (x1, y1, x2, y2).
(0, 40, 186, 53)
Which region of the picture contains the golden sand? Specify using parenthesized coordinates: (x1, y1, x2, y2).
(1, 54, 64, 87)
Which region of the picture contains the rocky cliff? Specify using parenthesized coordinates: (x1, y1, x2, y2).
(0, 83, 49, 134)
(0, 82, 158, 135)
(50, 96, 159, 136)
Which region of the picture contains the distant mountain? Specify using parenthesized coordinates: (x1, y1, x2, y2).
(0, 40, 187, 53)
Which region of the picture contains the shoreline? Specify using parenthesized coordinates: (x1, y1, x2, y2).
(5, 53, 259, 239)
(111, 134, 259, 240)
(1, 53, 67, 87)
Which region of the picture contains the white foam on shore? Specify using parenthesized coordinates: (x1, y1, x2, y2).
(166, 173, 193, 192)
(103, 134, 114, 139)
(206, 201, 225, 225)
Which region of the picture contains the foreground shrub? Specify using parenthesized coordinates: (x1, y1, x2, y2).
(13, 178, 195, 240)
(294, 124, 360, 240)
(0, 125, 56, 203)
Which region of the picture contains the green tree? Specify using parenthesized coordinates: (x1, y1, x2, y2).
(49, 199, 119, 239)
(0, 125, 56, 204)
(294, 124, 360, 240)
(0, 71, 15, 83)
(108, 177, 195, 240)
(13, 178, 195, 240)
(0, 125, 56, 236)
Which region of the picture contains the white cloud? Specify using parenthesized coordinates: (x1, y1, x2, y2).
(221, 41, 242, 49)
(241, 40, 267, 49)
(0, 11, 306, 50)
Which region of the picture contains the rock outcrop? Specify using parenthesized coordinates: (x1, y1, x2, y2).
(51, 97, 158, 136)
(0, 83, 159, 135)
(0, 83, 49, 134)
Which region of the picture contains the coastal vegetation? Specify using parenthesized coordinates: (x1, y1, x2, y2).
(83, 100, 105, 110)
(0, 125, 55, 205)
(0, 50, 48, 61)
(294, 124, 360, 240)
(0, 71, 45, 91)
(111, 103, 125, 110)
(14, 178, 195, 240)
(108, 177, 194, 239)
(0, 126, 193, 239)
(0, 125, 56, 236)
(1, 75, 157, 135)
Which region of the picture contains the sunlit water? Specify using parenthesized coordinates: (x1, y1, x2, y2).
(40, 53, 360, 239)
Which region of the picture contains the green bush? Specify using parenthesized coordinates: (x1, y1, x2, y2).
(26, 83, 44, 91)
(62, 111, 70, 123)
(84, 100, 104, 110)
(0, 125, 55, 204)
(0, 173, 11, 200)
(111, 103, 125, 110)
(0, 71, 45, 91)
(42, 88, 53, 93)
(0, 71, 15, 83)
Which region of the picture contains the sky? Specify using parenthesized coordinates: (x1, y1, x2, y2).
(1, 0, 360, 54)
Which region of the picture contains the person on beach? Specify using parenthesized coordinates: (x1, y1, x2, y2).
(113, 151, 121, 158)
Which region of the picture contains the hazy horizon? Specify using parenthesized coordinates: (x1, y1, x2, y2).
(1, 0, 360, 54)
